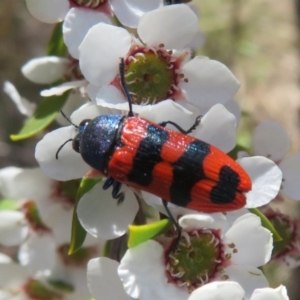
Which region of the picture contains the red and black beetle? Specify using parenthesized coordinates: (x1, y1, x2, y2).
(57, 58, 252, 216)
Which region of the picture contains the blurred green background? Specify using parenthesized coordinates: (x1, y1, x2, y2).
(1, 0, 300, 298)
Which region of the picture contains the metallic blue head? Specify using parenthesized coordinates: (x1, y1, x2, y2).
(73, 115, 124, 173)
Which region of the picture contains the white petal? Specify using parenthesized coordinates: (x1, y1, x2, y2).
(18, 233, 56, 273)
(56, 92, 87, 126)
(187, 30, 206, 49)
(79, 23, 131, 86)
(252, 122, 290, 162)
(138, 100, 196, 131)
(251, 285, 289, 300)
(63, 8, 111, 59)
(0, 211, 28, 246)
(111, 0, 163, 28)
(77, 183, 138, 240)
(0, 166, 23, 199)
(3, 81, 36, 117)
(0, 253, 12, 264)
(224, 213, 273, 266)
(87, 257, 133, 300)
(0, 262, 30, 288)
(188, 281, 245, 300)
(70, 102, 113, 124)
(238, 157, 282, 208)
(179, 213, 227, 232)
(40, 204, 73, 245)
(224, 99, 241, 124)
(35, 126, 90, 181)
(0, 167, 53, 202)
(118, 240, 188, 300)
(181, 56, 240, 114)
(25, 0, 69, 23)
(218, 265, 269, 299)
(40, 80, 86, 97)
(194, 104, 236, 152)
(21, 56, 69, 84)
(279, 153, 300, 200)
(95, 85, 127, 107)
(138, 4, 198, 49)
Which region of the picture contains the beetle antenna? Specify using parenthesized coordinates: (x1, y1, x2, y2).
(119, 58, 134, 117)
(56, 139, 73, 159)
(60, 110, 79, 129)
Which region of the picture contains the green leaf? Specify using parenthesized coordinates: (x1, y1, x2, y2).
(10, 92, 69, 141)
(128, 219, 172, 248)
(0, 199, 18, 210)
(249, 208, 282, 242)
(47, 22, 68, 57)
(68, 177, 102, 255)
(47, 280, 74, 293)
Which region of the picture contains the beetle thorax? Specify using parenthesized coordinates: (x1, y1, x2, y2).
(78, 115, 125, 173)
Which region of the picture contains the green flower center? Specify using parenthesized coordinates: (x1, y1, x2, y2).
(71, 0, 105, 8)
(165, 230, 222, 292)
(270, 215, 298, 258)
(24, 279, 62, 300)
(124, 49, 179, 104)
(22, 201, 50, 232)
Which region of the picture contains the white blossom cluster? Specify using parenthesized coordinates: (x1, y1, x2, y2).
(1, 0, 299, 299)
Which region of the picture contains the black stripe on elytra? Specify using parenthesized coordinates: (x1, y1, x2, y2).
(170, 140, 210, 207)
(127, 124, 169, 186)
(210, 165, 240, 204)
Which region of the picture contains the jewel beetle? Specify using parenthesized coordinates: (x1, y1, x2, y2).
(56, 58, 252, 215)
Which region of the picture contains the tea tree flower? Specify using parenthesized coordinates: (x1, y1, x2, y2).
(25, 0, 162, 26)
(251, 121, 300, 201)
(118, 213, 272, 299)
(187, 281, 289, 300)
(87, 213, 272, 300)
(25, 0, 163, 59)
(78, 4, 238, 114)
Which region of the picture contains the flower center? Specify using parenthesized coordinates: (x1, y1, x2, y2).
(65, 59, 84, 81)
(23, 279, 62, 300)
(58, 244, 97, 267)
(52, 179, 81, 207)
(165, 229, 222, 292)
(22, 201, 50, 232)
(70, 0, 106, 8)
(269, 214, 299, 259)
(124, 48, 184, 104)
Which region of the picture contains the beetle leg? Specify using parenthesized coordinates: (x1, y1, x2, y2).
(162, 200, 182, 250)
(112, 181, 125, 205)
(159, 115, 202, 134)
(103, 177, 114, 190)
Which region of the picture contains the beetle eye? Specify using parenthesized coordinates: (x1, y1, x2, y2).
(79, 119, 91, 127)
(72, 136, 80, 153)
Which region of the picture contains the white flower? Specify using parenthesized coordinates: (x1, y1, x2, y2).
(242, 121, 300, 201)
(118, 213, 272, 300)
(3, 81, 36, 117)
(25, 0, 164, 58)
(87, 212, 272, 300)
(3, 80, 85, 127)
(0, 258, 90, 300)
(78, 4, 238, 114)
(25, 0, 162, 26)
(187, 281, 289, 300)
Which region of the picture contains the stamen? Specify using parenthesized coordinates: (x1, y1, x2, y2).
(182, 231, 191, 245)
(128, 55, 138, 62)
